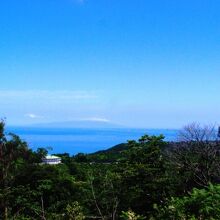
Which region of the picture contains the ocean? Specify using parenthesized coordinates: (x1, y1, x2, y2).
(6, 127, 179, 155)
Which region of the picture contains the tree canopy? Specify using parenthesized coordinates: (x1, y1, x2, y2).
(1, 121, 220, 219)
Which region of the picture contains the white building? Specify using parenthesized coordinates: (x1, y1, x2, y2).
(42, 155, 61, 165)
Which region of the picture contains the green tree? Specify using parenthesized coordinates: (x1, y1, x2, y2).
(118, 135, 170, 217)
(121, 210, 146, 220)
(84, 164, 121, 220)
(156, 184, 220, 220)
(65, 201, 85, 220)
(0, 121, 30, 220)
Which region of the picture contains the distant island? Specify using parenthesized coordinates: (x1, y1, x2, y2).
(28, 119, 124, 129)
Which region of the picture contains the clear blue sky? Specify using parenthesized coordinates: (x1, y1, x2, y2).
(0, 0, 220, 128)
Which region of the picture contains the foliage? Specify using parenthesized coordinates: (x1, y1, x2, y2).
(120, 210, 146, 220)
(65, 201, 85, 220)
(155, 184, 220, 220)
(118, 135, 170, 217)
(1, 121, 220, 219)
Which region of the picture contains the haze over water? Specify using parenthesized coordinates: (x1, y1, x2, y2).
(7, 127, 178, 155)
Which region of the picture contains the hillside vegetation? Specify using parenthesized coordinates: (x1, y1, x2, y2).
(1, 121, 220, 219)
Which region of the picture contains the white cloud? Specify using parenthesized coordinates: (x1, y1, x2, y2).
(0, 90, 102, 124)
(80, 117, 110, 123)
(25, 113, 43, 119)
(0, 90, 98, 101)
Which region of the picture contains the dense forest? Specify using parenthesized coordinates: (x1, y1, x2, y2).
(1, 121, 220, 219)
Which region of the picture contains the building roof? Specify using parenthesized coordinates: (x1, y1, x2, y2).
(44, 155, 61, 159)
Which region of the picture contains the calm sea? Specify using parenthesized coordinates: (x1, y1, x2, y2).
(6, 127, 179, 155)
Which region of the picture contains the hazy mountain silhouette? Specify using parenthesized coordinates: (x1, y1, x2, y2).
(30, 120, 124, 129)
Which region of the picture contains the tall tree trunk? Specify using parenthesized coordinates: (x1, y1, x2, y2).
(41, 196, 46, 220)
(4, 206, 8, 220)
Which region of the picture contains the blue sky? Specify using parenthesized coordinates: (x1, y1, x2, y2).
(0, 0, 220, 128)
